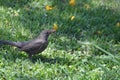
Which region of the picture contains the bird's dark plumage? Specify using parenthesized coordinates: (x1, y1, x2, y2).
(0, 29, 55, 58)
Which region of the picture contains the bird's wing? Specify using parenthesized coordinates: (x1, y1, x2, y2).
(21, 40, 45, 51)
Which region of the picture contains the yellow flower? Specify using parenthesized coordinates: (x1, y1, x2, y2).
(24, 6, 30, 11)
(69, 0, 76, 6)
(53, 23, 58, 31)
(84, 4, 90, 9)
(97, 31, 102, 34)
(116, 22, 120, 27)
(46, 6, 53, 11)
(14, 11, 19, 16)
(71, 16, 75, 20)
(5, 20, 8, 24)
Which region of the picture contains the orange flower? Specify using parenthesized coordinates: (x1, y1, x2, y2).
(69, 0, 76, 6)
(71, 16, 75, 20)
(46, 6, 53, 10)
(53, 23, 58, 31)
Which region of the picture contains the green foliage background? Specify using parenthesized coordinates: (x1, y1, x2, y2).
(0, 0, 120, 79)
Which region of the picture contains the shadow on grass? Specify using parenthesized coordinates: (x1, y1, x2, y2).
(31, 54, 72, 65)
(0, 47, 72, 65)
(0, 0, 31, 8)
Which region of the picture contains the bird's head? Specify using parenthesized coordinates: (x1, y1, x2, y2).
(38, 29, 56, 40)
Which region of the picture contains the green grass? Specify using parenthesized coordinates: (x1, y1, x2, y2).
(0, 0, 120, 79)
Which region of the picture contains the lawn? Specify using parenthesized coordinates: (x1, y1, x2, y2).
(0, 0, 120, 80)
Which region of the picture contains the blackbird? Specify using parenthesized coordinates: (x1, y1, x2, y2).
(0, 29, 56, 58)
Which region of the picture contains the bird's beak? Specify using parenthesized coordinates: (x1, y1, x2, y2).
(48, 29, 56, 34)
(50, 29, 56, 33)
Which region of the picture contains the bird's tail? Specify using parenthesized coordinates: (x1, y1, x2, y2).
(0, 40, 22, 48)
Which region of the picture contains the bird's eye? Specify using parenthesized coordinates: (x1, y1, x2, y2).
(46, 32, 49, 34)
